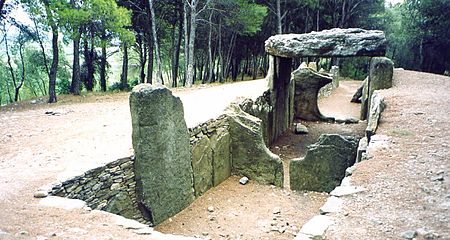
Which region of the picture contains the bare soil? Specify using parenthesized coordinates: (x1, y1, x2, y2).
(326, 70, 450, 239)
(1, 71, 447, 240)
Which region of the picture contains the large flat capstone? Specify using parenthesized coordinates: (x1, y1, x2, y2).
(265, 28, 386, 58)
(130, 84, 194, 225)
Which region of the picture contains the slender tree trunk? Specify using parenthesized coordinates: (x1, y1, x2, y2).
(16, 41, 26, 101)
(3, 25, 18, 102)
(276, 0, 282, 34)
(120, 42, 129, 90)
(149, 0, 163, 84)
(217, 18, 223, 82)
(70, 28, 82, 95)
(304, 8, 309, 33)
(171, 9, 182, 88)
(32, 18, 49, 94)
(147, 38, 154, 84)
(48, 25, 58, 102)
(207, 11, 213, 83)
(186, 0, 198, 87)
(316, 9, 320, 31)
(183, 0, 190, 86)
(100, 35, 107, 92)
(340, 0, 347, 28)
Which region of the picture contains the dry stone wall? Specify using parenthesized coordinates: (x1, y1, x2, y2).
(46, 157, 148, 224)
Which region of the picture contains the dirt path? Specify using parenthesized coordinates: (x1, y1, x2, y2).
(326, 70, 450, 239)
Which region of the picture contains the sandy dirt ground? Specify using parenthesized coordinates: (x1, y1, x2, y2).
(1, 70, 448, 240)
(326, 70, 450, 239)
(0, 80, 268, 239)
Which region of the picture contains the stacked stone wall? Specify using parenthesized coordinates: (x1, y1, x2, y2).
(47, 157, 148, 224)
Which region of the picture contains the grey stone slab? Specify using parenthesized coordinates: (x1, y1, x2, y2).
(265, 28, 386, 58)
(330, 186, 368, 197)
(298, 215, 334, 238)
(319, 196, 344, 215)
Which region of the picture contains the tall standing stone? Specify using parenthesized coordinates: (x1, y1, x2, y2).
(363, 57, 394, 120)
(130, 84, 194, 225)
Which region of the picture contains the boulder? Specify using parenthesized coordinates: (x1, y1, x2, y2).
(290, 134, 358, 192)
(226, 103, 283, 187)
(130, 84, 194, 225)
(369, 57, 394, 91)
(292, 66, 334, 121)
(265, 28, 386, 58)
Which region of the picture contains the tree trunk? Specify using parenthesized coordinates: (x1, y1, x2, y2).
(207, 11, 213, 83)
(217, 18, 223, 82)
(147, 38, 154, 84)
(48, 24, 58, 103)
(316, 9, 320, 31)
(16, 41, 26, 102)
(100, 35, 107, 92)
(120, 42, 129, 90)
(183, 0, 190, 86)
(186, 0, 198, 87)
(171, 8, 183, 88)
(42, 1, 58, 103)
(276, 0, 282, 34)
(32, 17, 49, 94)
(84, 32, 95, 91)
(3, 24, 18, 102)
(149, 0, 163, 84)
(70, 28, 82, 95)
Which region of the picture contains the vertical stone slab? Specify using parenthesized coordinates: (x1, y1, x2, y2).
(364, 57, 393, 120)
(130, 84, 194, 225)
(210, 126, 232, 187)
(267, 56, 293, 145)
(192, 137, 213, 196)
(290, 134, 358, 192)
(226, 103, 283, 187)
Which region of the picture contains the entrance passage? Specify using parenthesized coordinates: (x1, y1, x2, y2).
(155, 80, 365, 239)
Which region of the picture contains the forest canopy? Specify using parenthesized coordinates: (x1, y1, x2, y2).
(0, 0, 449, 105)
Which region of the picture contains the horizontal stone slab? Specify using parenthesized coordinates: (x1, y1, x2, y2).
(265, 28, 386, 58)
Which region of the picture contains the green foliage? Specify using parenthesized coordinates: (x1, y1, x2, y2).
(339, 57, 370, 80)
(234, 0, 268, 35)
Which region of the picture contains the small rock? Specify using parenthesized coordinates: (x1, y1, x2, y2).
(133, 227, 153, 235)
(401, 230, 417, 239)
(431, 173, 444, 182)
(19, 231, 28, 235)
(0, 229, 8, 236)
(34, 190, 48, 198)
(239, 177, 249, 185)
(202, 232, 209, 236)
(36, 236, 48, 240)
(273, 207, 281, 214)
(294, 123, 309, 134)
(207, 206, 215, 212)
